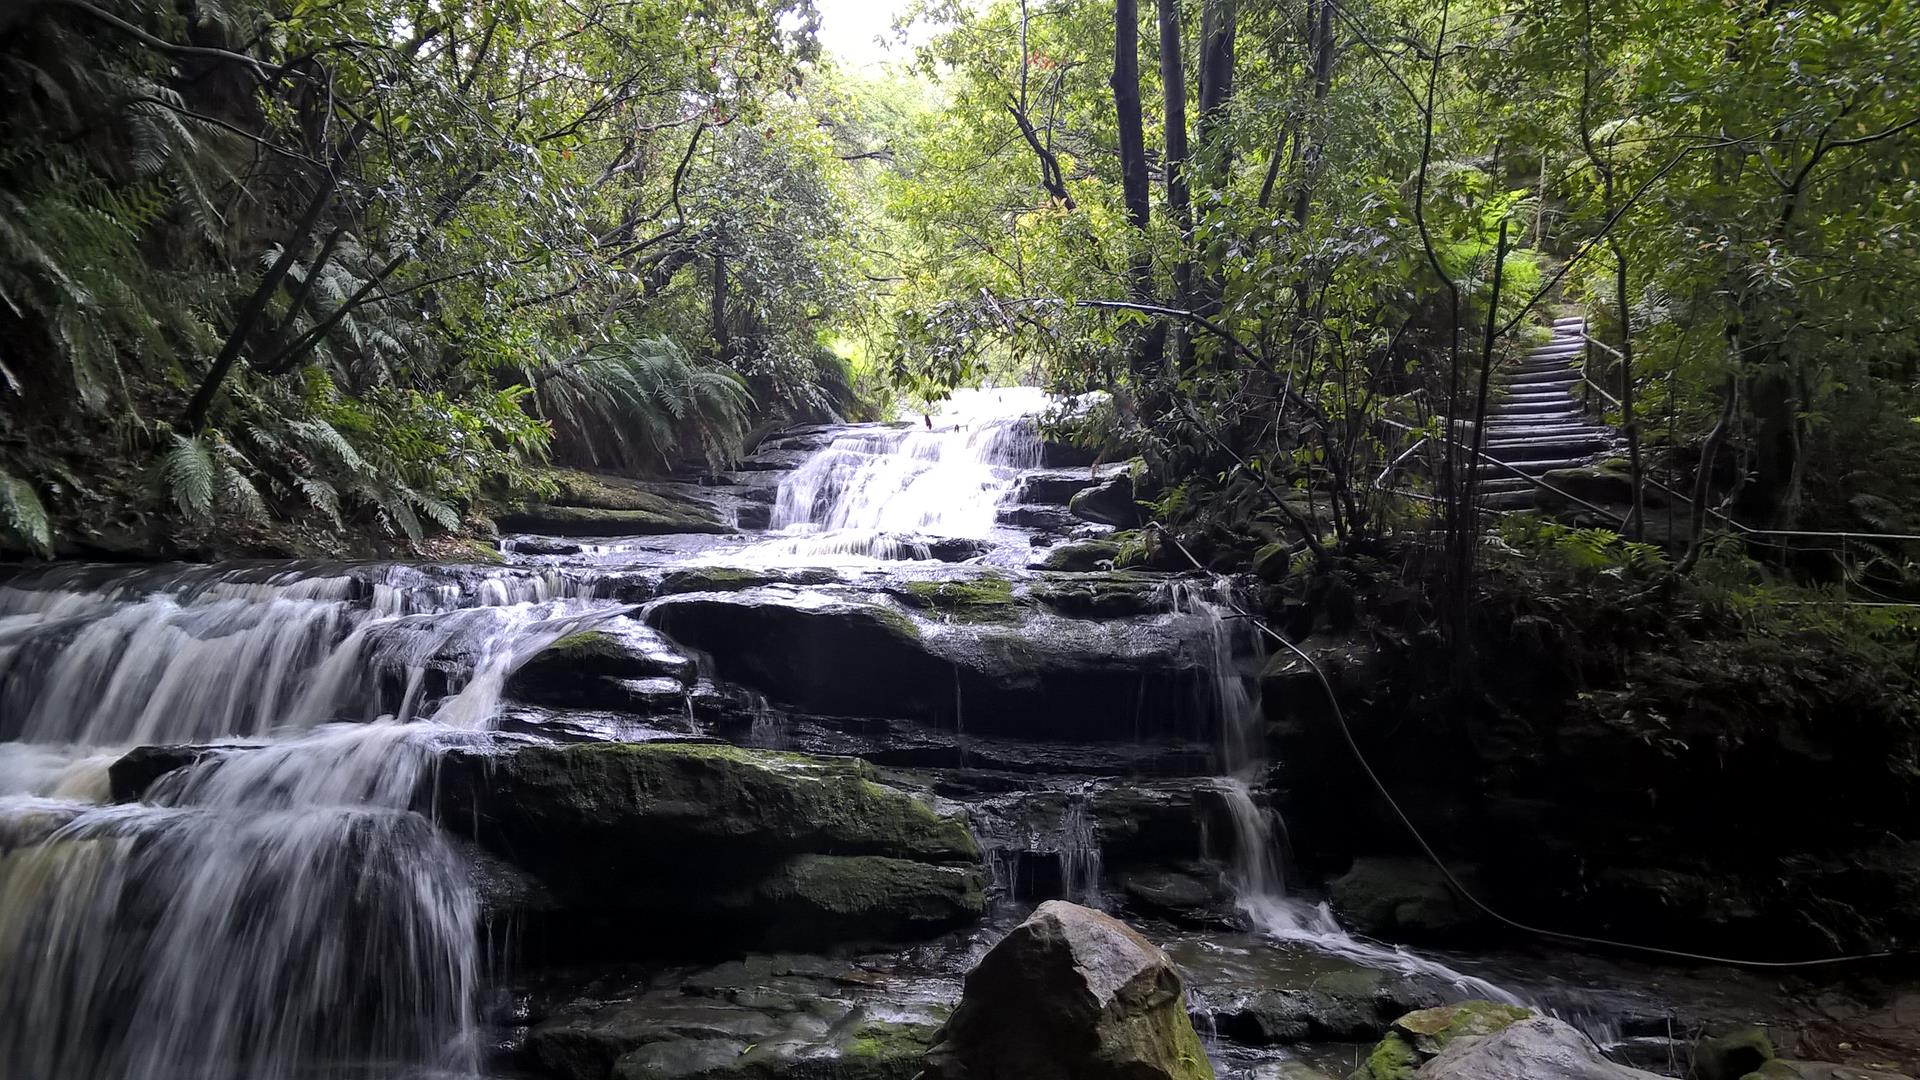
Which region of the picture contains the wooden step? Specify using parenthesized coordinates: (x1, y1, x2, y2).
(1508, 368, 1585, 387)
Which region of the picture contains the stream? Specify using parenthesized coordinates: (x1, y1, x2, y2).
(0, 389, 1894, 1080)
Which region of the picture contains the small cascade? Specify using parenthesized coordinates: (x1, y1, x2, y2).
(974, 783, 1104, 909)
(1162, 578, 1522, 1005)
(760, 387, 1047, 559)
(0, 562, 631, 1080)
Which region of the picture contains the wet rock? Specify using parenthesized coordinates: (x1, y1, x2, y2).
(507, 537, 584, 557)
(1092, 781, 1239, 867)
(109, 744, 221, 802)
(656, 566, 842, 595)
(733, 502, 772, 530)
(646, 590, 1206, 739)
(1120, 868, 1228, 921)
(1039, 439, 1101, 468)
(1018, 471, 1105, 505)
(507, 621, 698, 711)
(1329, 857, 1486, 942)
(502, 473, 733, 536)
(437, 742, 979, 870)
(1691, 1028, 1775, 1080)
(923, 536, 992, 563)
(1351, 1001, 1535, 1080)
(997, 505, 1080, 532)
(923, 900, 1214, 1080)
(1743, 1064, 1917, 1080)
(496, 504, 734, 537)
(757, 854, 986, 945)
(528, 954, 949, 1080)
(1172, 939, 1447, 1047)
(1415, 1016, 1665, 1080)
(1068, 474, 1142, 527)
(896, 575, 1018, 621)
(434, 742, 982, 953)
(1037, 540, 1122, 572)
(1029, 572, 1164, 618)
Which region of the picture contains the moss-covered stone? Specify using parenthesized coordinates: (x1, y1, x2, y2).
(497, 503, 734, 537)
(437, 741, 979, 868)
(898, 575, 1016, 620)
(1328, 856, 1485, 941)
(758, 854, 986, 943)
(656, 566, 839, 595)
(1029, 571, 1164, 618)
(1040, 540, 1123, 571)
(925, 901, 1214, 1080)
(1347, 1001, 1534, 1080)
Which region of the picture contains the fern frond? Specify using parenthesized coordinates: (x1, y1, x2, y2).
(162, 433, 216, 521)
(0, 469, 52, 556)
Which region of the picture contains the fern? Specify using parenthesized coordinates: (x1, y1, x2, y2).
(162, 433, 216, 521)
(0, 469, 52, 555)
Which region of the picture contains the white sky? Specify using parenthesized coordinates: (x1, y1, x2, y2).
(812, 0, 934, 68)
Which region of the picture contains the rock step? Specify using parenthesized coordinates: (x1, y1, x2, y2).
(1480, 490, 1540, 510)
(1507, 368, 1586, 387)
(1486, 440, 1612, 462)
(1474, 456, 1589, 477)
(1498, 388, 1579, 404)
(1475, 476, 1537, 495)
(1489, 395, 1582, 411)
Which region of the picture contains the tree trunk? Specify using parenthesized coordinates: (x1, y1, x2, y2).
(1157, 0, 1193, 370)
(1192, 0, 1235, 323)
(1111, 0, 1163, 381)
(711, 251, 730, 362)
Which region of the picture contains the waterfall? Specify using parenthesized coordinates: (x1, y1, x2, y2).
(0, 563, 627, 1080)
(1162, 579, 1522, 1004)
(752, 387, 1047, 561)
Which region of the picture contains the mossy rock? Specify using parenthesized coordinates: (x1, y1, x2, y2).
(1029, 571, 1163, 618)
(758, 854, 987, 944)
(1040, 540, 1123, 572)
(657, 566, 841, 595)
(1348, 1001, 1534, 1080)
(898, 575, 1017, 620)
(436, 741, 981, 873)
(547, 469, 713, 515)
(497, 503, 733, 537)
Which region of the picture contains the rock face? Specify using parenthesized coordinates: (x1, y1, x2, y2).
(434, 742, 984, 954)
(1067, 474, 1142, 527)
(644, 588, 1207, 740)
(1328, 857, 1485, 941)
(1415, 1016, 1666, 1080)
(528, 953, 949, 1080)
(922, 900, 1215, 1080)
(498, 470, 734, 536)
(506, 619, 698, 710)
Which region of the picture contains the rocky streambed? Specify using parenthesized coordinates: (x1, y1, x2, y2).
(2, 394, 1916, 1080)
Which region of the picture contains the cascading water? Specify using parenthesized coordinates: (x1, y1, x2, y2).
(0, 564, 626, 1080)
(1162, 579, 1521, 1004)
(751, 386, 1048, 561)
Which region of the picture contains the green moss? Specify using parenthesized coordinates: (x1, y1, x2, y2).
(460, 538, 506, 564)
(1041, 540, 1122, 571)
(843, 1020, 942, 1061)
(1348, 1001, 1534, 1080)
(1350, 1033, 1422, 1080)
(868, 604, 927, 640)
(497, 503, 732, 537)
(758, 855, 987, 939)
(899, 575, 1015, 619)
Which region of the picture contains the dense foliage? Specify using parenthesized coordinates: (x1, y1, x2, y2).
(874, 0, 1920, 591)
(0, 0, 882, 555)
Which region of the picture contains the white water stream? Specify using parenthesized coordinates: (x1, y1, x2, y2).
(0, 566, 625, 1080)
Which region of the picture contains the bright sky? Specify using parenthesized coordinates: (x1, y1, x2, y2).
(812, 0, 934, 69)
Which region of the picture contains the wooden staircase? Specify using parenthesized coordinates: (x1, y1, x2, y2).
(1471, 316, 1617, 511)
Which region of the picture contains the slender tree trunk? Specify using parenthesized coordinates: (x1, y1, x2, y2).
(179, 169, 342, 431)
(1111, 0, 1163, 381)
(1191, 0, 1236, 325)
(1613, 244, 1645, 538)
(1679, 362, 1739, 575)
(711, 251, 730, 362)
(1157, 0, 1194, 370)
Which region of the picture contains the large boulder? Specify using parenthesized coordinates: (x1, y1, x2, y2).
(506, 619, 698, 710)
(922, 900, 1214, 1080)
(1068, 474, 1142, 527)
(1690, 1028, 1775, 1080)
(433, 742, 984, 954)
(1350, 1001, 1535, 1080)
(1414, 1016, 1666, 1080)
(1328, 857, 1486, 942)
